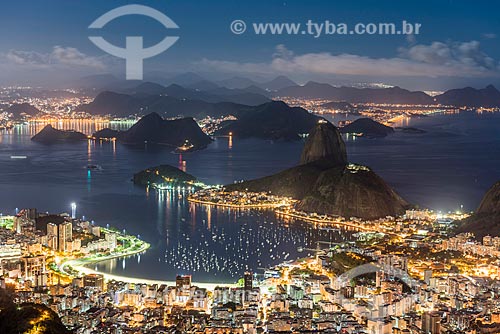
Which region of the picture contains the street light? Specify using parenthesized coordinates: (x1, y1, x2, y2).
(71, 202, 76, 219)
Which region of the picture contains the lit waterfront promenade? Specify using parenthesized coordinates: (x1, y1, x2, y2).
(188, 197, 293, 209)
(275, 209, 399, 237)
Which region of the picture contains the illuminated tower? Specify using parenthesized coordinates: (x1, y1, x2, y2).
(71, 202, 76, 219)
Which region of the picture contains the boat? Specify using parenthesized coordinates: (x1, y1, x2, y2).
(86, 164, 102, 171)
(10, 155, 27, 159)
(174, 140, 195, 153)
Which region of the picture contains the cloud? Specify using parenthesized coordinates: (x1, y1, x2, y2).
(6, 50, 48, 66)
(405, 33, 417, 45)
(482, 33, 496, 39)
(273, 44, 294, 60)
(197, 42, 500, 79)
(400, 42, 452, 65)
(50, 46, 105, 68)
(399, 40, 496, 69)
(2, 46, 105, 69)
(198, 58, 273, 75)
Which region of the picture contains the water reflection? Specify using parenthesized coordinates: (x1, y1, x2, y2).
(26, 119, 133, 135)
(1, 112, 500, 282)
(91, 187, 355, 282)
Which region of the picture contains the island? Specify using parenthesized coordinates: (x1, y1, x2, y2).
(133, 164, 206, 190)
(92, 128, 120, 139)
(92, 112, 212, 151)
(395, 126, 427, 134)
(339, 117, 394, 138)
(214, 101, 320, 140)
(31, 124, 87, 143)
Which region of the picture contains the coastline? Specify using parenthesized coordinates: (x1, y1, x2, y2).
(57, 228, 236, 289)
(275, 209, 400, 236)
(187, 197, 292, 209)
(62, 259, 236, 290)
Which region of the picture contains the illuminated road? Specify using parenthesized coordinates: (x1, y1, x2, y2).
(276, 209, 399, 237)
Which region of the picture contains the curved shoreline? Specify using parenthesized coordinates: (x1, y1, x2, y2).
(187, 197, 291, 209)
(62, 262, 235, 290)
(58, 236, 236, 290)
(276, 209, 399, 236)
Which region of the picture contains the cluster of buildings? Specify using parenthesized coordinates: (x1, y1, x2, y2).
(4, 208, 500, 333)
(0, 86, 93, 120)
(188, 189, 296, 208)
(442, 233, 500, 258)
(0, 208, 119, 289)
(196, 115, 238, 135)
(277, 96, 460, 126)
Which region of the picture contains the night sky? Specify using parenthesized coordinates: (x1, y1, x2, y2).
(0, 0, 499, 89)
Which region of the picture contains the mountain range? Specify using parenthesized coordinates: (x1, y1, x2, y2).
(276, 82, 500, 107)
(73, 73, 297, 93)
(83, 93, 320, 141)
(434, 84, 500, 107)
(122, 82, 271, 105)
(77, 79, 500, 121)
(78, 91, 254, 118)
(77, 82, 274, 118)
(277, 82, 434, 104)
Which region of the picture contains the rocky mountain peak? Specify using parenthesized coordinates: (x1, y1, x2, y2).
(299, 120, 347, 166)
(477, 181, 500, 214)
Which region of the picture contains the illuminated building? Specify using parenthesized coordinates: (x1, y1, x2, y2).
(122, 291, 142, 306)
(83, 273, 104, 291)
(176, 274, 191, 290)
(176, 275, 191, 303)
(47, 222, 58, 249)
(22, 255, 47, 287)
(58, 221, 72, 252)
(105, 232, 117, 249)
(0, 243, 22, 260)
(424, 269, 433, 284)
(21, 208, 38, 220)
(13, 218, 22, 234)
(91, 226, 100, 237)
(244, 271, 253, 291)
(422, 312, 442, 334)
